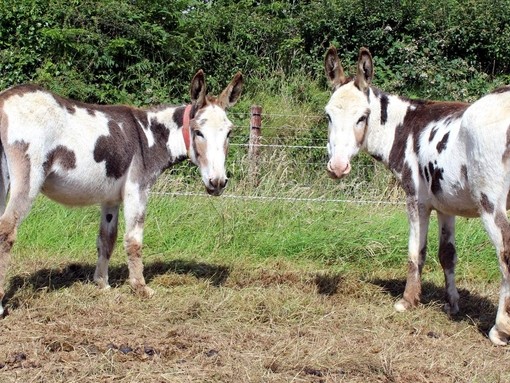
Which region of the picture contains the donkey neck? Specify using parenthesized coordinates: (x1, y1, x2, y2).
(141, 104, 193, 171)
(363, 88, 469, 175)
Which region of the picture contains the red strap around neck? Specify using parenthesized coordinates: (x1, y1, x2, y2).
(182, 104, 192, 154)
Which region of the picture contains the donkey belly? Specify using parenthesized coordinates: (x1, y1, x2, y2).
(430, 181, 479, 218)
(42, 171, 124, 206)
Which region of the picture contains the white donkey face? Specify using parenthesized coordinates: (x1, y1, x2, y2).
(324, 46, 373, 179)
(188, 70, 243, 196)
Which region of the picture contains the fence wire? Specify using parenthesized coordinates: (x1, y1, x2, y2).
(161, 109, 402, 206)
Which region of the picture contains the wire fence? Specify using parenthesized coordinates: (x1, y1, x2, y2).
(155, 107, 405, 206)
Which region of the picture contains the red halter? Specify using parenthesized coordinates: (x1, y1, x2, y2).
(182, 104, 192, 154)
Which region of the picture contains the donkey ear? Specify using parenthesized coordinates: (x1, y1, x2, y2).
(190, 69, 207, 109)
(324, 45, 347, 89)
(218, 71, 243, 109)
(354, 47, 374, 92)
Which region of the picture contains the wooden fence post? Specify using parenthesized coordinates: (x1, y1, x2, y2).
(248, 105, 262, 186)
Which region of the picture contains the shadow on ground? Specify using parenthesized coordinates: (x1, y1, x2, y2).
(4, 259, 230, 312)
(371, 278, 497, 335)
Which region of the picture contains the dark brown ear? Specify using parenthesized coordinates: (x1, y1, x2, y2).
(354, 47, 373, 92)
(324, 45, 347, 89)
(190, 69, 207, 109)
(218, 71, 243, 109)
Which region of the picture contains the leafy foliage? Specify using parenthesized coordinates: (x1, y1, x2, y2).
(0, 0, 509, 105)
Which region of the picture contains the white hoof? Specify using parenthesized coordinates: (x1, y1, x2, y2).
(98, 284, 111, 291)
(394, 299, 409, 312)
(489, 326, 509, 346)
(94, 276, 110, 290)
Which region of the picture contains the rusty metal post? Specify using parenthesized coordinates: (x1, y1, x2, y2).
(248, 105, 262, 186)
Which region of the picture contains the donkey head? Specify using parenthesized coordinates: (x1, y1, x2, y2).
(324, 46, 373, 179)
(188, 70, 243, 196)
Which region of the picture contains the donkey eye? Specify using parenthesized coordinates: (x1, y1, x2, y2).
(195, 130, 204, 138)
(326, 113, 332, 123)
(357, 115, 367, 124)
(226, 130, 232, 139)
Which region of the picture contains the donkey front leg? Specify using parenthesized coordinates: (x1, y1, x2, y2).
(437, 213, 459, 315)
(395, 199, 431, 312)
(123, 183, 154, 298)
(94, 204, 120, 290)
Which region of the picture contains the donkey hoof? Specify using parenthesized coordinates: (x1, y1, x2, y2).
(443, 302, 459, 316)
(132, 285, 154, 299)
(94, 279, 111, 290)
(489, 326, 510, 346)
(394, 298, 412, 312)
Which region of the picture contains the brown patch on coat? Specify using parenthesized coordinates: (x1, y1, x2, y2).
(388, 101, 468, 174)
(503, 126, 510, 163)
(402, 261, 422, 307)
(94, 120, 137, 179)
(401, 163, 416, 195)
(480, 193, 495, 214)
(505, 296, 510, 316)
(190, 110, 209, 168)
(436, 132, 450, 153)
(0, 216, 17, 252)
(495, 211, 510, 275)
(430, 166, 444, 194)
(43, 145, 77, 175)
(438, 242, 456, 271)
(0, 84, 38, 104)
(461, 165, 468, 182)
(6, 141, 31, 198)
(125, 237, 147, 290)
(97, 219, 118, 260)
(172, 106, 186, 127)
(491, 86, 510, 94)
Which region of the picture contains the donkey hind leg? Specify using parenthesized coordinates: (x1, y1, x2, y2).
(93, 204, 120, 290)
(395, 201, 431, 312)
(123, 183, 153, 298)
(0, 168, 44, 315)
(437, 213, 459, 315)
(480, 208, 510, 345)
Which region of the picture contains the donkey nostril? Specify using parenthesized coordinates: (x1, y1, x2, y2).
(209, 178, 227, 190)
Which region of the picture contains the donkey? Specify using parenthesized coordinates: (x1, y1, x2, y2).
(0, 69, 243, 314)
(324, 45, 510, 345)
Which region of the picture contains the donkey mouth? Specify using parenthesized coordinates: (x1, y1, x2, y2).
(206, 187, 225, 196)
(205, 177, 228, 196)
(327, 161, 351, 179)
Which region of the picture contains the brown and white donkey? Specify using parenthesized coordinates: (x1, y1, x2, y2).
(0, 70, 243, 313)
(325, 45, 510, 345)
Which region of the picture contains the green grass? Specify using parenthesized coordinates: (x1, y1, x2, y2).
(13, 194, 499, 285)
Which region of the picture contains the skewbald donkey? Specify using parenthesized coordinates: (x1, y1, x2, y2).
(0, 70, 243, 314)
(324, 45, 510, 345)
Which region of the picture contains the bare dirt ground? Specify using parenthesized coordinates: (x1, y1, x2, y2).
(0, 256, 509, 383)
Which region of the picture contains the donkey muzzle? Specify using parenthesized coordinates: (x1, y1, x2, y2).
(206, 177, 228, 196)
(327, 159, 351, 179)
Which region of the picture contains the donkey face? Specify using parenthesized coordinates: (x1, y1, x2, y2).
(188, 70, 243, 196)
(324, 46, 373, 179)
